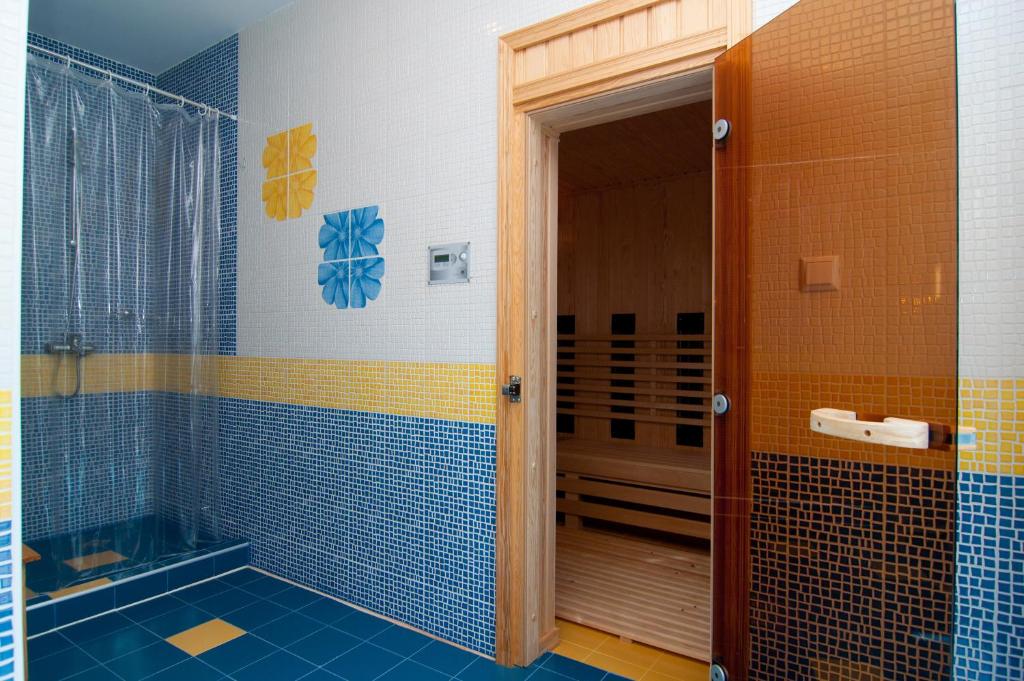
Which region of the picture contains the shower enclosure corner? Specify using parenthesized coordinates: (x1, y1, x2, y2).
(21, 52, 227, 597)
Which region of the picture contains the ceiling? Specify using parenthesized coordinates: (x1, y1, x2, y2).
(28, 0, 294, 74)
(559, 99, 712, 194)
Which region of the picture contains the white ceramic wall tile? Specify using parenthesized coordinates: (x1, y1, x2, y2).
(0, 1, 28, 677)
(753, 0, 798, 29)
(237, 0, 592, 364)
(955, 0, 1024, 379)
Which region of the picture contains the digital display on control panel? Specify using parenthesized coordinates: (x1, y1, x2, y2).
(428, 242, 470, 284)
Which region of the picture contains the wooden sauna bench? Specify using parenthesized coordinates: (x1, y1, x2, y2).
(554, 332, 712, 659)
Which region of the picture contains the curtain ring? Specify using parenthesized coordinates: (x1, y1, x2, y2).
(65, 54, 71, 68)
(179, 96, 185, 108)
(200, 104, 209, 116)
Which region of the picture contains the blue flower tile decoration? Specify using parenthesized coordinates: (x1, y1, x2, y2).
(318, 260, 350, 308)
(349, 257, 385, 308)
(350, 205, 384, 257)
(318, 210, 350, 260)
(317, 206, 385, 310)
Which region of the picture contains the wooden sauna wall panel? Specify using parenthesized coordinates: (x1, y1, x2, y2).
(557, 105, 712, 447)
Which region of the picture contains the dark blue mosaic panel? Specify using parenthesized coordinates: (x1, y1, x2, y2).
(22, 33, 238, 357)
(27, 33, 155, 87)
(156, 36, 238, 356)
(22, 393, 155, 541)
(151, 393, 222, 541)
(217, 398, 497, 656)
(750, 452, 955, 680)
(955, 472, 1024, 681)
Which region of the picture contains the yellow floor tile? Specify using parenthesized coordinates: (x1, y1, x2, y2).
(49, 578, 112, 599)
(553, 640, 592, 664)
(555, 618, 611, 649)
(642, 670, 706, 681)
(586, 652, 648, 680)
(649, 652, 709, 678)
(64, 550, 127, 571)
(167, 618, 244, 656)
(596, 637, 663, 668)
(23, 544, 40, 564)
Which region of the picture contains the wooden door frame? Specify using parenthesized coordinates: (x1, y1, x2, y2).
(495, 0, 752, 667)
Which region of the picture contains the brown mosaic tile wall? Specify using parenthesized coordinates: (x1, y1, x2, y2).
(750, 452, 955, 680)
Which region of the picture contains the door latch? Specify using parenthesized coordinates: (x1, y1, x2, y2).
(501, 375, 522, 403)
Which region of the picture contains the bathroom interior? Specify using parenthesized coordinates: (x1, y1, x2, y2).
(0, 0, 1020, 680)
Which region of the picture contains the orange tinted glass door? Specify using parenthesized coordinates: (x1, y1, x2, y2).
(713, 1, 957, 679)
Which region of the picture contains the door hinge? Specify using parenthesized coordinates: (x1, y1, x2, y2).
(501, 375, 522, 403)
(713, 118, 731, 146)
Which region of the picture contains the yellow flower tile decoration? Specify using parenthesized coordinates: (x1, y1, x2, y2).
(261, 123, 318, 221)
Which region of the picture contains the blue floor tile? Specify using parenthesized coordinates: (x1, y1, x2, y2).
(528, 670, 575, 681)
(216, 568, 263, 587)
(198, 633, 277, 674)
(121, 595, 187, 623)
(540, 654, 607, 681)
(27, 631, 74, 660)
(298, 598, 357, 624)
(323, 642, 404, 681)
(456, 657, 534, 681)
(195, 587, 253, 617)
(66, 667, 122, 681)
(237, 575, 292, 598)
(233, 649, 315, 681)
(251, 611, 322, 648)
(173, 580, 235, 604)
(142, 605, 215, 638)
(143, 658, 225, 681)
(370, 625, 433, 657)
(412, 639, 480, 676)
(286, 627, 362, 666)
(269, 586, 323, 610)
(28, 646, 98, 681)
(333, 611, 392, 640)
(105, 641, 189, 680)
(60, 612, 135, 644)
(221, 598, 290, 630)
(378, 659, 453, 681)
(78, 624, 160, 662)
(298, 670, 345, 681)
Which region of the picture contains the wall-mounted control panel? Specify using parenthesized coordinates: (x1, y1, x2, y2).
(428, 242, 470, 284)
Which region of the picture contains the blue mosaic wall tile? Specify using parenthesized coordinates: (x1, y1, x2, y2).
(27, 33, 155, 87)
(955, 472, 1024, 681)
(217, 397, 497, 655)
(21, 393, 155, 540)
(156, 36, 238, 356)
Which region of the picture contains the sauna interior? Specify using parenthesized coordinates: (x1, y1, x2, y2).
(554, 99, 712, 661)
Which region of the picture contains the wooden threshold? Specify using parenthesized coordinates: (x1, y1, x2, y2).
(555, 526, 711, 662)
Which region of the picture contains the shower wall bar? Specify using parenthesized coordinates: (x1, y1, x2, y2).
(27, 43, 239, 122)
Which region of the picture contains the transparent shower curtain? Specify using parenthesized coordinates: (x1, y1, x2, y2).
(22, 54, 222, 591)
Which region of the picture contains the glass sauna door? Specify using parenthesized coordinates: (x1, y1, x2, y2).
(712, 1, 957, 679)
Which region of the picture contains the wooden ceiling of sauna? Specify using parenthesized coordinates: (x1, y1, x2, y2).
(558, 99, 712, 194)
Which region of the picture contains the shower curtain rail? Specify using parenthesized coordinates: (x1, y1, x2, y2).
(27, 44, 239, 122)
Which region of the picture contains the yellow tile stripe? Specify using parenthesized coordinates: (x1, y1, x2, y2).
(0, 388, 11, 520)
(958, 377, 1024, 476)
(21, 354, 497, 424)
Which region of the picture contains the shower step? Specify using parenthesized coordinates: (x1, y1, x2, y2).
(25, 540, 250, 637)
